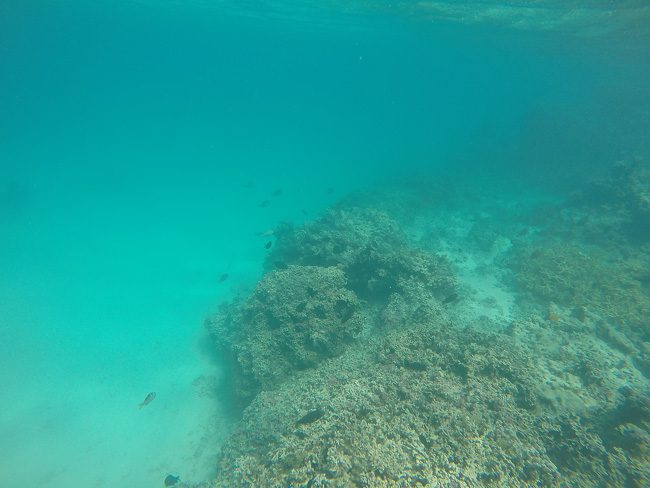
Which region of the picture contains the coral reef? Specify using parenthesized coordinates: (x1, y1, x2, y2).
(507, 315, 650, 488)
(211, 322, 554, 487)
(211, 311, 648, 487)
(508, 160, 650, 348)
(206, 265, 365, 405)
(207, 208, 457, 406)
(207, 171, 649, 487)
(510, 242, 650, 342)
(268, 206, 456, 302)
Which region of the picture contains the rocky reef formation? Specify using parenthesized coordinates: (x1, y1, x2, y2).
(210, 302, 648, 487)
(509, 159, 650, 373)
(506, 315, 650, 488)
(268, 206, 456, 302)
(511, 243, 650, 340)
(207, 207, 455, 406)
(207, 165, 649, 487)
(212, 323, 553, 487)
(206, 265, 365, 405)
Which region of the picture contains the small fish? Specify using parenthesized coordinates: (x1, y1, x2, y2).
(138, 392, 156, 409)
(218, 273, 229, 283)
(256, 229, 275, 237)
(326, 187, 334, 195)
(296, 408, 325, 425)
(258, 200, 270, 208)
(271, 188, 283, 197)
(164, 474, 180, 486)
(265, 241, 273, 249)
(516, 227, 529, 237)
(242, 181, 255, 189)
(443, 293, 459, 304)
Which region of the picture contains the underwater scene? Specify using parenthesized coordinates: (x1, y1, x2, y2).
(1, 1, 649, 487)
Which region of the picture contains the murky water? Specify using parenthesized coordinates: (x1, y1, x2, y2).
(1, 2, 648, 487)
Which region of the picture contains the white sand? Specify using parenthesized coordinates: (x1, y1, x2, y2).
(0, 159, 351, 487)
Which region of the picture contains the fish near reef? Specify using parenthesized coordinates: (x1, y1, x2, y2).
(265, 241, 272, 249)
(443, 293, 459, 304)
(138, 392, 156, 409)
(218, 273, 229, 283)
(259, 200, 270, 208)
(296, 408, 325, 425)
(164, 474, 180, 486)
(256, 228, 275, 238)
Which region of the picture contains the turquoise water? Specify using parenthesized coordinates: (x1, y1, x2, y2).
(1, 2, 649, 487)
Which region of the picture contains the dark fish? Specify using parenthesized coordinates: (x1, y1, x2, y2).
(138, 392, 156, 409)
(164, 474, 180, 486)
(516, 227, 529, 237)
(218, 273, 229, 283)
(443, 293, 459, 304)
(242, 181, 255, 189)
(265, 241, 272, 249)
(259, 200, 270, 208)
(326, 187, 335, 195)
(296, 408, 325, 425)
(271, 188, 283, 197)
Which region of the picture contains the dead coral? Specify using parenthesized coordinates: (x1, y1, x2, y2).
(510, 242, 650, 343)
(539, 388, 650, 488)
(208, 181, 650, 487)
(503, 314, 649, 487)
(211, 322, 557, 488)
(206, 265, 364, 405)
(268, 206, 456, 302)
